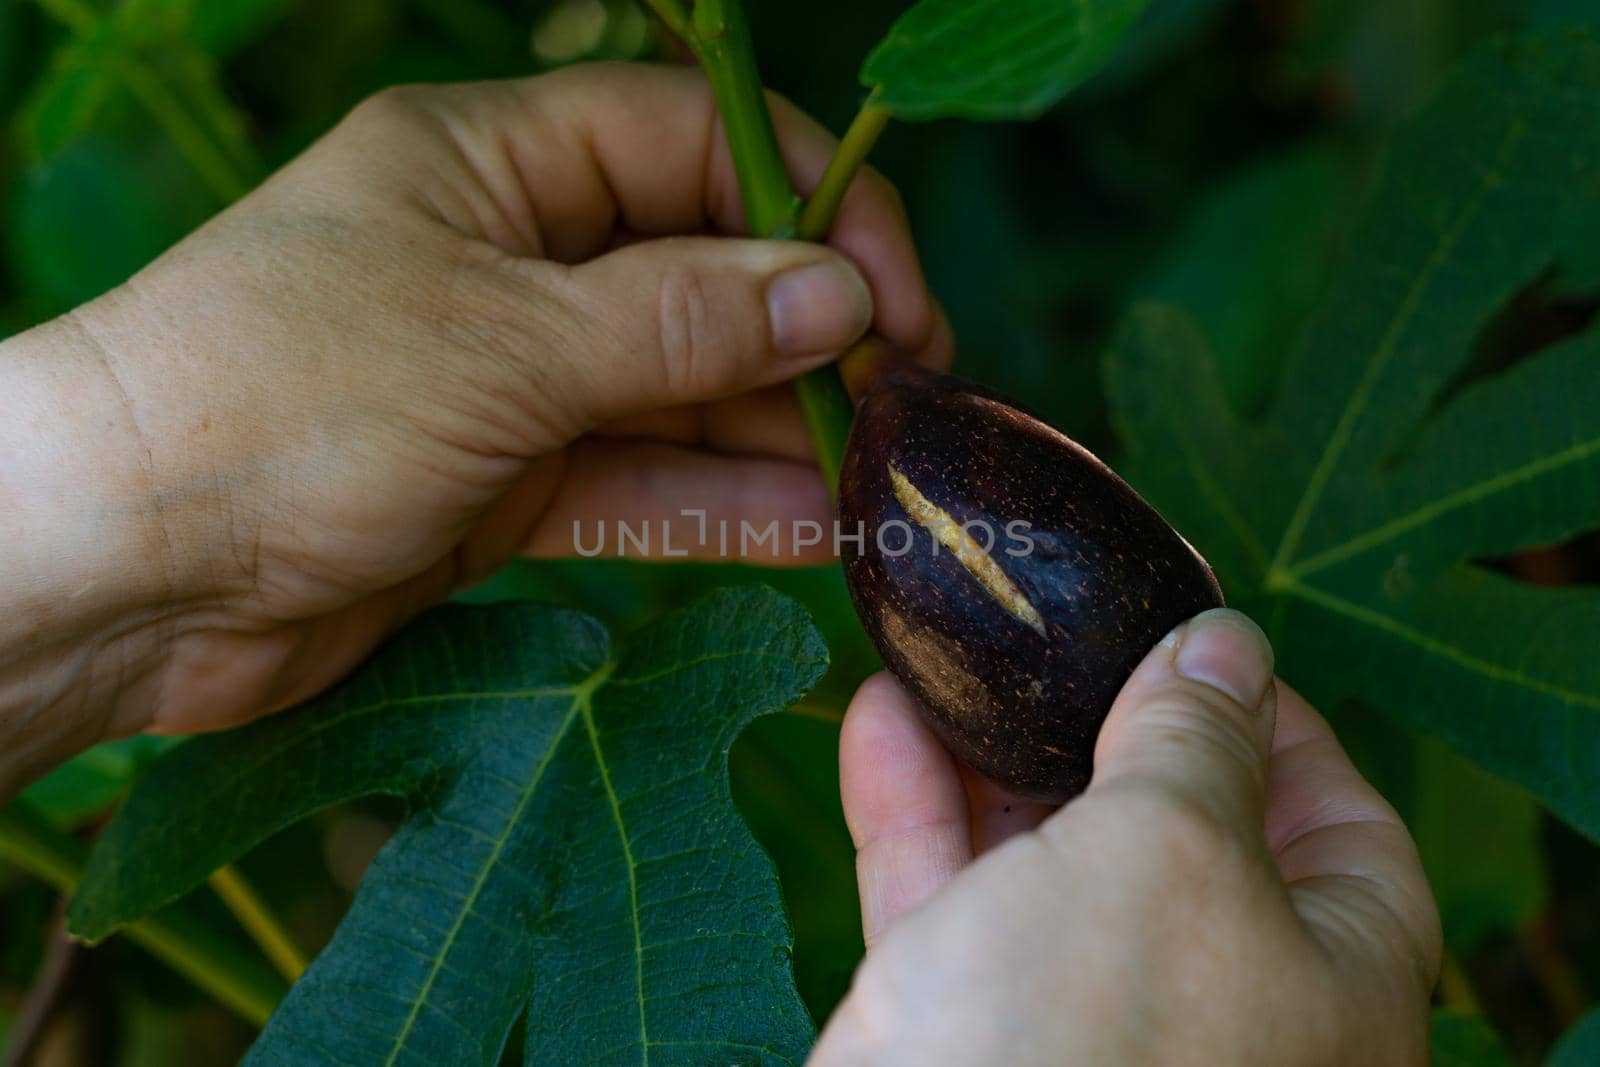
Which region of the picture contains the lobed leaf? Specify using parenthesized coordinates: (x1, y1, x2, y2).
(1139, 143, 1353, 417)
(860, 0, 1150, 121)
(1107, 30, 1600, 838)
(70, 587, 828, 1065)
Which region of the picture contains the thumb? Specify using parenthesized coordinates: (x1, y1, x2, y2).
(559, 237, 873, 424)
(1088, 608, 1278, 835)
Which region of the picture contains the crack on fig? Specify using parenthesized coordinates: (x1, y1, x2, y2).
(887, 463, 1048, 637)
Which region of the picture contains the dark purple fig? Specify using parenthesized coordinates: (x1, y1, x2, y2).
(838, 366, 1223, 803)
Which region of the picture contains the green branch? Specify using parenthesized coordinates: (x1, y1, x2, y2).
(0, 800, 287, 1027)
(689, 0, 798, 237)
(209, 865, 309, 983)
(796, 95, 892, 242)
(787, 95, 898, 492)
(666, 0, 860, 495)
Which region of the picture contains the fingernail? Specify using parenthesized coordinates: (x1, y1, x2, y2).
(1172, 608, 1274, 711)
(767, 259, 873, 359)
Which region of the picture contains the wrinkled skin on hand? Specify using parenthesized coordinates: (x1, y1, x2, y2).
(815, 612, 1441, 1067)
(1, 62, 950, 790)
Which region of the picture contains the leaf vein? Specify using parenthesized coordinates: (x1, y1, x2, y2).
(579, 687, 649, 1066)
(379, 664, 612, 1065)
(1290, 432, 1600, 577)
(1284, 578, 1600, 709)
(1269, 118, 1527, 576)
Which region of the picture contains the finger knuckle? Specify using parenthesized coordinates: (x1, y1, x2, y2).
(1088, 783, 1240, 870)
(1142, 684, 1265, 777)
(424, 255, 581, 446)
(347, 84, 434, 132)
(539, 59, 635, 96)
(654, 264, 726, 399)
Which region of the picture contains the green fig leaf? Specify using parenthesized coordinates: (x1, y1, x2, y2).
(1139, 142, 1354, 416)
(1106, 31, 1600, 839)
(69, 588, 827, 1065)
(860, 0, 1150, 121)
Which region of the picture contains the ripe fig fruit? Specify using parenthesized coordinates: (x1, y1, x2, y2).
(838, 366, 1223, 803)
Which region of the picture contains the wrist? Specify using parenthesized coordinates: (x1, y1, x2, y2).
(0, 296, 211, 791)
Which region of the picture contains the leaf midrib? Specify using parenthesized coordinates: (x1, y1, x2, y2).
(375, 645, 825, 1065)
(1234, 109, 1596, 717)
(579, 686, 649, 1067)
(1265, 118, 1527, 582)
(1285, 432, 1600, 579)
(871, 0, 1107, 108)
(1278, 576, 1600, 710)
(381, 662, 615, 1067)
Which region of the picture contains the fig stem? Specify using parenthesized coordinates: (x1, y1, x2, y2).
(208, 864, 310, 983)
(686, 0, 799, 237)
(652, 0, 856, 495)
(795, 94, 892, 242)
(794, 370, 854, 496)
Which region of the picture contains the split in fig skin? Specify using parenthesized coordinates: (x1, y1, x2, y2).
(838, 367, 1224, 803)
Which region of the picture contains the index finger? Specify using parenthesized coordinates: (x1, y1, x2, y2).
(426, 63, 937, 355)
(839, 673, 974, 947)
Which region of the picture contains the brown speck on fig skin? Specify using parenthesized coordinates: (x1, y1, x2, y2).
(838, 366, 1224, 804)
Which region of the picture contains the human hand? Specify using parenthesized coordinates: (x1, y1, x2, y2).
(813, 609, 1441, 1066)
(0, 62, 946, 787)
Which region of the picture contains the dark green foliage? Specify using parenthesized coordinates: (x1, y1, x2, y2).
(861, 0, 1150, 119)
(1, 0, 1597, 1062)
(1138, 142, 1355, 416)
(1530, 0, 1600, 31)
(72, 589, 826, 1064)
(1108, 31, 1600, 841)
(19, 735, 176, 829)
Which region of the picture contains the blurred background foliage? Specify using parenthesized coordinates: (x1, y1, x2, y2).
(1, 0, 1597, 1062)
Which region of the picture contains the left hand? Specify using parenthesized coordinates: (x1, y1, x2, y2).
(0, 62, 948, 793)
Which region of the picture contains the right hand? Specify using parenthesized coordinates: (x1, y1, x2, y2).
(813, 608, 1441, 1066)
